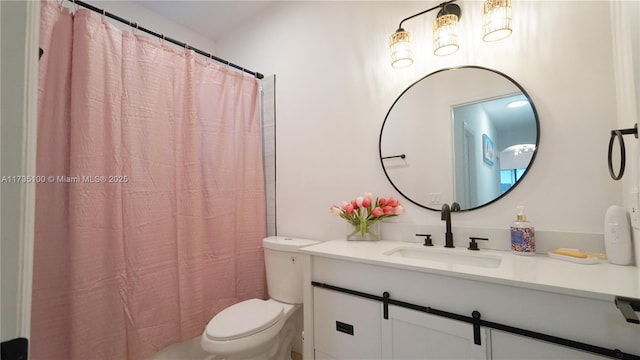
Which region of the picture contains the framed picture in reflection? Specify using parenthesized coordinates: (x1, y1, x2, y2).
(483, 134, 494, 166)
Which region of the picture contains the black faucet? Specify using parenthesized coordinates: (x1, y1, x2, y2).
(441, 202, 460, 248)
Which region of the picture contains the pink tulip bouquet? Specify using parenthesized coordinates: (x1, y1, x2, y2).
(330, 192, 404, 240)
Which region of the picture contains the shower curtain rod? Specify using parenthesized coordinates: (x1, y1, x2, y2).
(70, 0, 264, 79)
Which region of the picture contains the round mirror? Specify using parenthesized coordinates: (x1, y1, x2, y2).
(379, 66, 539, 211)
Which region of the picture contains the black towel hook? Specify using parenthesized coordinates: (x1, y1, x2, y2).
(381, 154, 406, 160)
(608, 124, 638, 180)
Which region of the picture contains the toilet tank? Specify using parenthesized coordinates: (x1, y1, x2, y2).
(263, 236, 319, 304)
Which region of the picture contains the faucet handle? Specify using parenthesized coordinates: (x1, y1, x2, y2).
(416, 234, 433, 246)
(468, 237, 488, 251)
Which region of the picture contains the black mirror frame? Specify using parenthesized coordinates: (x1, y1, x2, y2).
(379, 65, 540, 212)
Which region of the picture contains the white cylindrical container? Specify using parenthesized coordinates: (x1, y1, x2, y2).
(604, 205, 633, 265)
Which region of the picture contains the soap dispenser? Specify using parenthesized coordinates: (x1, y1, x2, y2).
(511, 206, 535, 255)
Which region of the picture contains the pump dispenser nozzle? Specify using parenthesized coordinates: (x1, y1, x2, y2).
(516, 205, 527, 221)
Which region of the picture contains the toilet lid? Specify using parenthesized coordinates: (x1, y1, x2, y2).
(205, 299, 284, 341)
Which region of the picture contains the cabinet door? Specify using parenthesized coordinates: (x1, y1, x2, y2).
(491, 330, 609, 360)
(381, 305, 490, 360)
(313, 287, 382, 360)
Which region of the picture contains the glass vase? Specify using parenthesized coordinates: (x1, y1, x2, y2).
(346, 220, 381, 241)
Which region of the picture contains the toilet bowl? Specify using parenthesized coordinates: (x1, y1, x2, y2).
(200, 236, 318, 360)
(201, 299, 298, 360)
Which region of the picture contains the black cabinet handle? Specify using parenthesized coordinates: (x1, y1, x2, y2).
(336, 321, 354, 335)
(472, 311, 482, 345)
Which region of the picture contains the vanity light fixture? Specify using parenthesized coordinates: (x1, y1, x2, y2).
(432, 12, 460, 56)
(482, 0, 513, 42)
(390, 29, 413, 68)
(390, 0, 513, 68)
(389, 0, 461, 68)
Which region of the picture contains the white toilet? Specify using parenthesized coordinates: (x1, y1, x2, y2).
(200, 236, 319, 360)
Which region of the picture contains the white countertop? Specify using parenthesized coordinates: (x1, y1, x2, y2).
(300, 239, 640, 301)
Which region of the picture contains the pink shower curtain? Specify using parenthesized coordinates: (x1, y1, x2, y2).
(32, 2, 267, 359)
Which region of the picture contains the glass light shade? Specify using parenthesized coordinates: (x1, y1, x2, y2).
(390, 30, 413, 68)
(483, 0, 512, 42)
(432, 14, 459, 56)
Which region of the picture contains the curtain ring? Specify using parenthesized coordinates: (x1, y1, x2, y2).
(184, 42, 189, 53)
(71, 0, 79, 11)
(161, 33, 165, 46)
(608, 130, 626, 181)
(101, 9, 106, 23)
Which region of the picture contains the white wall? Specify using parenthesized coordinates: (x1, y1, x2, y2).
(216, 1, 625, 243)
(1, 0, 39, 342)
(65, 0, 216, 52)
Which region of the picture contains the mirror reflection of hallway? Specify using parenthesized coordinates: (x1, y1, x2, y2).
(452, 94, 537, 209)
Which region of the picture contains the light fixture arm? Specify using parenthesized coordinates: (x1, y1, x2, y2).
(397, 0, 460, 30)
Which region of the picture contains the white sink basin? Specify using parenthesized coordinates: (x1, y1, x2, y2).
(384, 246, 502, 268)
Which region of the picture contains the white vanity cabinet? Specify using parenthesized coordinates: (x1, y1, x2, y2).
(490, 331, 609, 360)
(303, 242, 640, 360)
(311, 288, 490, 360)
(313, 287, 382, 359)
(381, 305, 490, 359)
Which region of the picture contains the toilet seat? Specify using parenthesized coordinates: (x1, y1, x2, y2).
(205, 299, 284, 341)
